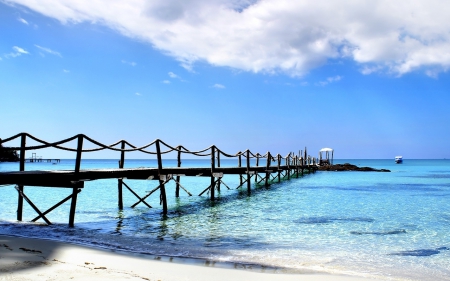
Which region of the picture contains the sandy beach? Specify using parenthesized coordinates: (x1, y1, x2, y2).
(0, 235, 374, 281)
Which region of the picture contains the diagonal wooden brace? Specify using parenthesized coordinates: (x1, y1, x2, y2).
(218, 178, 231, 190)
(129, 178, 171, 208)
(32, 189, 82, 222)
(170, 178, 192, 196)
(256, 175, 267, 185)
(123, 181, 153, 209)
(236, 174, 254, 189)
(198, 178, 220, 196)
(15, 185, 52, 225)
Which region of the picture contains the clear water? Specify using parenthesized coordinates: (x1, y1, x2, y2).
(1, 159, 449, 280)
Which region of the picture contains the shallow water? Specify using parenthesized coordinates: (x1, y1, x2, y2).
(1, 159, 449, 280)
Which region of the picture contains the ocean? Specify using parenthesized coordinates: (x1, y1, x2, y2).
(0, 159, 449, 280)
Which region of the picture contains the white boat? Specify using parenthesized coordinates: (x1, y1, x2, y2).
(395, 156, 403, 164)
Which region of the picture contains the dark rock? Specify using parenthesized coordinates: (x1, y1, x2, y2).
(318, 163, 390, 172)
(0, 140, 19, 162)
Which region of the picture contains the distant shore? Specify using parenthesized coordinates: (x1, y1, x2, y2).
(0, 235, 373, 281)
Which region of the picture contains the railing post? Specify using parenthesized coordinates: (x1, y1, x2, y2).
(238, 152, 243, 187)
(246, 150, 251, 195)
(69, 135, 83, 227)
(210, 146, 216, 200)
(176, 146, 181, 198)
(265, 152, 271, 186)
(156, 140, 168, 214)
(255, 154, 259, 183)
(277, 154, 281, 182)
(287, 153, 291, 180)
(17, 133, 26, 221)
(118, 140, 125, 209)
(216, 149, 221, 192)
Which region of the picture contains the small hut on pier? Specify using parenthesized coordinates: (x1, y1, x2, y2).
(319, 148, 333, 166)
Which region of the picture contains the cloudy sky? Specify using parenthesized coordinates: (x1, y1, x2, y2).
(1, 0, 450, 159)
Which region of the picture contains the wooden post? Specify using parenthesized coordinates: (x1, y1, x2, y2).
(304, 148, 307, 175)
(246, 150, 251, 195)
(304, 147, 308, 169)
(69, 135, 83, 227)
(277, 154, 281, 182)
(17, 133, 26, 221)
(217, 150, 221, 192)
(210, 146, 216, 200)
(118, 140, 125, 209)
(265, 152, 271, 186)
(238, 152, 243, 187)
(176, 146, 181, 197)
(156, 140, 168, 214)
(287, 153, 291, 180)
(255, 154, 259, 182)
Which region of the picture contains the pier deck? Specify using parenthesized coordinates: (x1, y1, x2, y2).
(0, 165, 311, 187)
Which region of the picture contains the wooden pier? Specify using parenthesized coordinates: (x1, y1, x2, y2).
(0, 133, 318, 227)
(24, 153, 60, 163)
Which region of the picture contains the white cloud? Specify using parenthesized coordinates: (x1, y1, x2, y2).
(168, 71, 178, 78)
(213, 83, 225, 89)
(361, 65, 383, 75)
(121, 59, 136, 66)
(35, 45, 62, 57)
(317, 75, 342, 86)
(18, 17, 29, 25)
(167, 71, 188, 82)
(5, 46, 29, 58)
(162, 80, 171, 84)
(135, 92, 142, 96)
(13, 46, 28, 54)
(63, 69, 70, 73)
(5, 0, 450, 77)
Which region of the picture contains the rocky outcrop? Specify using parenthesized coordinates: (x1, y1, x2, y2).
(318, 163, 390, 172)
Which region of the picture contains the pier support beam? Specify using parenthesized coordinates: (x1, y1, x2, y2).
(210, 146, 216, 200)
(265, 152, 271, 187)
(246, 150, 251, 195)
(216, 151, 221, 192)
(118, 140, 125, 209)
(176, 146, 181, 197)
(156, 140, 168, 214)
(17, 133, 26, 221)
(277, 154, 281, 183)
(69, 135, 83, 227)
(238, 153, 243, 187)
(68, 186, 79, 227)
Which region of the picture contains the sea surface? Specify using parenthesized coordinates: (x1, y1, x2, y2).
(1, 159, 449, 280)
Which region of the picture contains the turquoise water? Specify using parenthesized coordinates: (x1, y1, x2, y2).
(1, 159, 450, 280)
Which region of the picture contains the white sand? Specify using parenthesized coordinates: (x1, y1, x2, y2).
(0, 235, 374, 281)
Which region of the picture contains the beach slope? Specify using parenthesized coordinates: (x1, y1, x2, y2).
(0, 235, 373, 281)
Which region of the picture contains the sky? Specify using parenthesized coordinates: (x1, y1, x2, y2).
(1, 0, 450, 159)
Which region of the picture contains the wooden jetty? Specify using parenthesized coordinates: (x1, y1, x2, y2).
(25, 153, 60, 163)
(0, 133, 318, 227)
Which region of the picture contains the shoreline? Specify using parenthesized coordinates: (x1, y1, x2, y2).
(0, 234, 374, 281)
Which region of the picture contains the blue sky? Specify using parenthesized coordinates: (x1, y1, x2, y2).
(1, 0, 450, 159)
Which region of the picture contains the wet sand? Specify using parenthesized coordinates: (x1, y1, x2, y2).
(0, 235, 375, 281)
